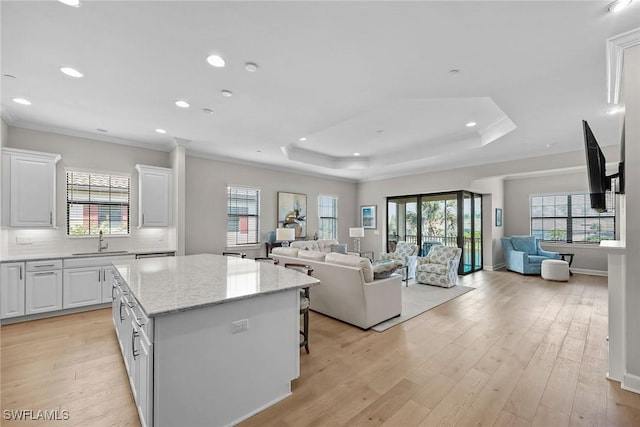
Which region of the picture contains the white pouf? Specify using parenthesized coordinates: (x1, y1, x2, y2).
(541, 259, 570, 281)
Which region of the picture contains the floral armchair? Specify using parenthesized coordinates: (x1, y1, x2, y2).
(415, 245, 462, 288)
(379, 241, 419, 279)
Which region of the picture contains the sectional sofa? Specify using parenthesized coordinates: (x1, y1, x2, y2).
(270, 248, 402, 329)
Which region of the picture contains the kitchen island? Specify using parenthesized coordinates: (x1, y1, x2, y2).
(111, 253, 320, 427)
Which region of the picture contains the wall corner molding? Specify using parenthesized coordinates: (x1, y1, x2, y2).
(607, 27, 640, 105)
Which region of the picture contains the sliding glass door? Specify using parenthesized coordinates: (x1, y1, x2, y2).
(387, 191, 482, 275)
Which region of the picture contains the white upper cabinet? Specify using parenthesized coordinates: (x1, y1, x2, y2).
(135, 164, 173, 227)
(2, 148, 61, 228)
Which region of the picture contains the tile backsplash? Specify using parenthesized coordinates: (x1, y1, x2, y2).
(1, 227, 174, 258)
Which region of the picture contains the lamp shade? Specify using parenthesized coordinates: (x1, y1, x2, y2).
(349, 227, 365, 238)
(276, 227, 295, 241)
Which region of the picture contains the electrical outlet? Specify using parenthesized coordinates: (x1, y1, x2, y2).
(16, 236, 33, 245)
(231, 319, 249, 334)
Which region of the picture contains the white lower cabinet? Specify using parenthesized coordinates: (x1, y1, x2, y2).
(63, 256, 135, 310)
(25, 269, 62, 315)
(112, 274, 153, 427)
(0, 262, 25, 319)
(63, 267, 102, 308)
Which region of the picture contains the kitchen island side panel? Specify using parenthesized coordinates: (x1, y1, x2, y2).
(153, 288, 299, 427)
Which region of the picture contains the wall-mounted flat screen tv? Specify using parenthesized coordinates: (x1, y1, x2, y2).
(582, 120, 610, 213)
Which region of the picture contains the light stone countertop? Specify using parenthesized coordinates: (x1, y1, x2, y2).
(113, 253, 321, 317)
(0, 249, 176, 263)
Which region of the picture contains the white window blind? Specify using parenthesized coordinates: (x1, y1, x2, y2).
(530, 193, 615, 243)
(67, 171, 130, 236)
(227, 186, 260, 246)
(318, 195, 338, 239)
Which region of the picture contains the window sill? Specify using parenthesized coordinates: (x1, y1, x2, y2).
(67, 234, 130, 239)
(226, 244, 261, 251)
(539, 242, 604, 250)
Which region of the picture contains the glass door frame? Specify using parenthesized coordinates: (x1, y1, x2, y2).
(386, 190, 483, 275)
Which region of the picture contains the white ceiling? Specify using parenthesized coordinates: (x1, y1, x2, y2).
(1, 1, 638, 182)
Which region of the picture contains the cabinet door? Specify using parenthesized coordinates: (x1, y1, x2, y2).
(63, 267, 101, 309)
(102, 266, 116, 303)
(133, 324, 153, 427)
(25, 270, 62, 314)
(1, 262, 25, 319)
(9, 154, 56, 227)
(138, 166, 172, 227)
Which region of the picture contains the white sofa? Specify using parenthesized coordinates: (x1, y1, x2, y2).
(270, 250, 402, 329)
(289, 239, 358, 256)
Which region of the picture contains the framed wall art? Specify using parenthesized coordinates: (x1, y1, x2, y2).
(277, 192, 307, 238)
(495, 208, 503, 227)
(361, 205, 377, 229)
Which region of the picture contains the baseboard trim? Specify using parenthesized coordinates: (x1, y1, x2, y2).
(483, 262, 506, 271)
(571, 268, 607, 277)
(622, 372, 640, 395)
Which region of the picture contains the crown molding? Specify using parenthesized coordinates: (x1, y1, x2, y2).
(6, 121, 175, 153)
(607, 27, 640, 105)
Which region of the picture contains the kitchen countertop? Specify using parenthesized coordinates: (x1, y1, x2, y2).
(113, 253, 320, 317)
(0, 249, 176, 263)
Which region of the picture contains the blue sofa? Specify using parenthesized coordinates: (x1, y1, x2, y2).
(501, 236, 560, 275)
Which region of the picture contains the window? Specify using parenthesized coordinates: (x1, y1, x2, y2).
(227, 186, 260, 246)
(318, 195, 338, 239)
(530, 193, 615, 243)
(67, 171, 130, 236)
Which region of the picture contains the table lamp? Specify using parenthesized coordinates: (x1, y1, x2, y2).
(276, 227, 295, 247)
(349, 227, 365, 253)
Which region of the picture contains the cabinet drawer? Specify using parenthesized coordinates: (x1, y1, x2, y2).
(63, 255, 135, 269)
(26, 259, 62, 271)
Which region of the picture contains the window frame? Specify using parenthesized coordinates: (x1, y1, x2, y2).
(226, 185, 261, 247)
(66, 169, 131, 237)
(317, 194, 338, 240)
(530, 192, 615, 244)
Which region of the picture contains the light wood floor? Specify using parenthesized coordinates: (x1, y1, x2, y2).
(2, 271, 639, 426)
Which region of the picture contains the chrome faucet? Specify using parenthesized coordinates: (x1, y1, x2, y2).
(98, 230, 108, 252)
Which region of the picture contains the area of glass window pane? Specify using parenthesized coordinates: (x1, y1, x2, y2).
(66, 172, 130, 236)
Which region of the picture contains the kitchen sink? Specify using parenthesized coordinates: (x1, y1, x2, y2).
(72, 250, 130, 256)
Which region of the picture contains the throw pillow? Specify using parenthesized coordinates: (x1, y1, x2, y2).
(330, 244, 348, 254)
(373, 261, 402, 279)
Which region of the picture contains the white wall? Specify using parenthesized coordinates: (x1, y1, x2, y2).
(504, 171, 610, 274)
(185, 155, 358, 258)
(473, 177, 505, 269)
(3, 126, 174, 256)
(623, 45, 640, 392)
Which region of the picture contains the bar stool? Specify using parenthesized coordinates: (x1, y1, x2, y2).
(222, 252, 246, 258)
(284, 263, 313, 354)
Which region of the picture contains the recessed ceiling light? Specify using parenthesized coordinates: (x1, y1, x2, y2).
(448, 69, 460, 75)
(608, 0, 632, 12)
(605, 106, 624, 115)
(175, 100, 190, 108)
(299, 137, 307, 142)
(245, 62, 258, 72)
(58, 0, 81, 7)
(3, 74, 16, 79)
(202, 108, 214, 115)
(353, 152, 361, 156)
(546, 143, 553, 148)
(466, 122, 477, 127)
(155, 128, 167, 134)
(206, 55, 226, 68)
(60, 67, 84, 78)
(221, 90, 233, 97)
(97, 128, 108, 132)
(12, 97, 31, 105)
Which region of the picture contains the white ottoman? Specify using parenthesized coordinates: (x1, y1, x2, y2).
(541, 259, 570, 281)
